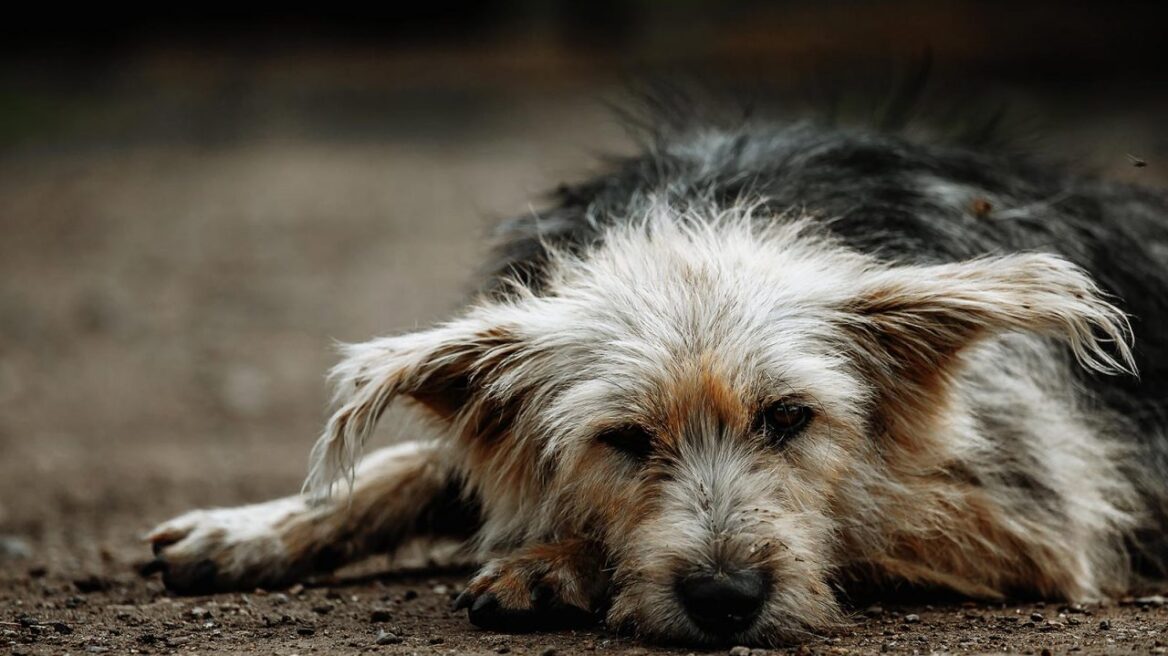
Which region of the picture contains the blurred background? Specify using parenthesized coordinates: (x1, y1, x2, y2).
(2, 1, 1167, 574)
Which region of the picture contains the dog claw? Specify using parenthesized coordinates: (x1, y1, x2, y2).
(452, 590, 474, 611)
(138, 558, 168, 577)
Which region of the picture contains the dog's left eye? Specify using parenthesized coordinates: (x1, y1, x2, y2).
(758, 402, 813, 445)
(597, 425, 654, 463)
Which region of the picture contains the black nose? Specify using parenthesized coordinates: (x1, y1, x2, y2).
(676, 569, 767, 636)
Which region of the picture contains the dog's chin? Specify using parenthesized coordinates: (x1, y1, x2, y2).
(606, 577, 840, 647)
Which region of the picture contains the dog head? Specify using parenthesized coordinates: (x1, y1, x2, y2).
(307, 203, 1132, 645)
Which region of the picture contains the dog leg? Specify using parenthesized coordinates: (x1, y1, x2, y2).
(454, 538, 610, 632)
(144, 440, 472, 593)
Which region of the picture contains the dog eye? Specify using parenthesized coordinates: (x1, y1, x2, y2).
(597, 425, 654, 462)
(758, 402, 813, 445)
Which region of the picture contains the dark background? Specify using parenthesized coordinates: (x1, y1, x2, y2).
(1, 3, 1166, 653)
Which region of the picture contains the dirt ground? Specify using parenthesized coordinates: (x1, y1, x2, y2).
(2, 45, 1168, 655)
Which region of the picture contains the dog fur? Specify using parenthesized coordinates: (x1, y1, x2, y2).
(146, 110, 1168, 646)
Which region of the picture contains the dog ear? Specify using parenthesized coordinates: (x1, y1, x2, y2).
(304, 316, 527, 496)
(841, 253, 1135, 430)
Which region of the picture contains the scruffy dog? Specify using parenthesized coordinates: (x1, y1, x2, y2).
(144, 105, 1168, 646)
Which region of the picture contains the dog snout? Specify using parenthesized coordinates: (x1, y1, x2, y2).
(675, 568, 768, 636)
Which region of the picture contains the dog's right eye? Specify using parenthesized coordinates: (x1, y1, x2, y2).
(597, 425, 654, 463)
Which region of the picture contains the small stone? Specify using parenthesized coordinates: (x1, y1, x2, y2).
(433, 584, 450, 595)
(73, 575, 111, 593)
(864, 604, 885, 617)
(1030, 612, 1044, 622)
(296, 625, 316, 636)
(403, 589, 418, 601)
(370, 609, 392, 623)
(0, 535, 32, 560)
(375, 630, 402, 645)
(189, 607, 213, 620)
(1041, 621, 1064, 631)
(271, 593, 289, 604)
(429, 637, 445, 644)
(1136, 595, 1167, 607)
(729, 647, 752, 656)
(312, 604, 334, 615)
(904, 614, 920, 624)
(497, 648, 511, 654)
(1099, 619, 1112, 630)
(540, 649, 558, 656)
(50, 622, 72, 635)
(86, 647, 109, 654)
(288, 584, 305, 595)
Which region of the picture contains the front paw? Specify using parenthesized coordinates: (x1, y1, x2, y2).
(143, 499, 305, 594)
(454, 542, 608, 632)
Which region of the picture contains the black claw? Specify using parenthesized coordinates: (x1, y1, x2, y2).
(162, 558, 220, 595)
(530, 584, 555, 609)
(138, 558, 168, 577)
(452, 590, 474, 611)
(469, 592, 499, 617)
(462, 587, 599, 633)
(190, 558, 218, 589)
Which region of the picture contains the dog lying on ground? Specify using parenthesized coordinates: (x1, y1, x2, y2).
(144, 103, 1168, 646)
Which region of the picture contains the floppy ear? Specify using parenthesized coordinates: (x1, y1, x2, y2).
(841, 253, 1135, 431)
(304, 316, 527, 496)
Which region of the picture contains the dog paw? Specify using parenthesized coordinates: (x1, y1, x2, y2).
(454, 542, 608, 632)
(143, 498, 306, 594)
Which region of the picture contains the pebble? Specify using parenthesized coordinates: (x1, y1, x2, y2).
(864, 604, 885, 617)
(73, 575, 111, 593)
(312, 604, 334, 615)
(1099, 619, 1112, 630)
(540, 648, 557, 656)
(433, 584, 449, 595)
(729, 647, 751, 656)
(1030, 612, 1044, 622)
(296, 625, 316, 636)
(370, 609, 392, 623)
(85, 647, 109, 654)
(1040, 620, 1064, 631)
(0, 535, 32, 559)
(904, 614, 921, 624)
(375, 630, 403, 645)
(1136, 595, 1166, 607)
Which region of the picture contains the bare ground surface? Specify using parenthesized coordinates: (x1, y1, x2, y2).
(2, 47, 1168, 655)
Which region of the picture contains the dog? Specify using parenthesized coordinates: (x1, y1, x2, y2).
(144, 103, 1168, 646)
